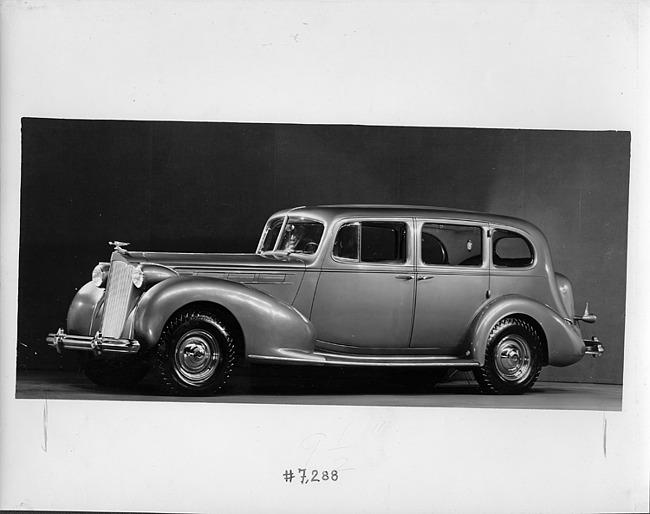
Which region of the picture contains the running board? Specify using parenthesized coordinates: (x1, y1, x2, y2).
(315, 351, 480, 367)
(247, 348, 480, 367)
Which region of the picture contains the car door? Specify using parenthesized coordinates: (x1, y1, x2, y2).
(309, 218, 416, 350)
(409, 219, 490, 352)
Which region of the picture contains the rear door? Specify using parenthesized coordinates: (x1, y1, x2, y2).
(409, 220, 490, 352)
(310, 218, 416, 349)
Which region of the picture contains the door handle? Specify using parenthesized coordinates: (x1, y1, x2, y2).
(417, 275, 434, 281)
(395, 274, 414, 280)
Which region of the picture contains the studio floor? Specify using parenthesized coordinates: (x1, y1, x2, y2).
(14, 367, 622, 411)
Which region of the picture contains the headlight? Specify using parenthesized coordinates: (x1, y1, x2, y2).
(131, 265, 144, 288)
(91, 263, 110, 287)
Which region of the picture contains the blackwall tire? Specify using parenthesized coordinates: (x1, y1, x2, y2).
(84, 354, 151, 389)
(152, 310, 237, 396)
(473, 318, 542, 395)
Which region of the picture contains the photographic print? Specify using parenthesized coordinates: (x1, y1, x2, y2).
(1, 1, 647, 513)
(16, 119, 627, 410)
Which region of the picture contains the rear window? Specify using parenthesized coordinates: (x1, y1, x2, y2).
(492, 230, 534, 267)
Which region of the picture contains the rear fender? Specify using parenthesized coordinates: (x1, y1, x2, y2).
(134, 276, 316, 358)
(467, 295, 585, 367)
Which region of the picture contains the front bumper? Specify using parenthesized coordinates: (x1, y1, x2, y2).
(46, 328, 141, 356)
(584, 337, 605, 357)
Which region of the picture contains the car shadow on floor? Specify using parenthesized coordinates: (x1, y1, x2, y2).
(228, 365, 483, 396)
(18, 365, 581, 404)
(30, 365, 487, 398)
(17, 367, 618, 410)
(104, 366, 481, 397)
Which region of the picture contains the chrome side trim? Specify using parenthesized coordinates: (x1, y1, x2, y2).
(315, 351, 463, 362)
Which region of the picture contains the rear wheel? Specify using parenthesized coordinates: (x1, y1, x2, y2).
(473, 318, 542, 394)
(152, 310, 237, 396)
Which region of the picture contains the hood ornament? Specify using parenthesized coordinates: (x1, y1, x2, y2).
(109, 241, 130, 254)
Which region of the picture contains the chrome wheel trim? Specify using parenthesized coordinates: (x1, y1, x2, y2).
(493, 334, 532, 383)
(173, 329, 220, 386)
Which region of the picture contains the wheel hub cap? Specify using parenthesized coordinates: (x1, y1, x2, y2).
(494, 335, 531, 382)
(183, 342, 208, 365)
(174, 329, 220, 385)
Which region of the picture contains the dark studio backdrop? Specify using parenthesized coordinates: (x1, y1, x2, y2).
(17, 118, 629, 385)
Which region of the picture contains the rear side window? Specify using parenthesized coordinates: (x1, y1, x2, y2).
(333, 221, 407, 263)
(421, 223, 483, 266)
(492, 230, 534, 267)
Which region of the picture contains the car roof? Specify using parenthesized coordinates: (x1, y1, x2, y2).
(270, 204, 543, 236)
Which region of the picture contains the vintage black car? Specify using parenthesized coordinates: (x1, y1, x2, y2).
(48, 205, 604, 395)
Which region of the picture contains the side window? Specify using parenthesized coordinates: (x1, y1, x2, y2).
(421, 223, 483, 266)
(333, 223, 359, 260)
(361, 222, 407, 262)
(333, 221, 407, 263)
(492, 230, 534, 267)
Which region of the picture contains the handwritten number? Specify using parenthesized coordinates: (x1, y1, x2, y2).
(284, 469, 340, 484)
(301, 433, 326, 467)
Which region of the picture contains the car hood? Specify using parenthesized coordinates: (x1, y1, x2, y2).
(125, 251, 307, 272)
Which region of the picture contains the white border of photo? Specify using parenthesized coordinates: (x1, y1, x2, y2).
(1, 1, 648, 512)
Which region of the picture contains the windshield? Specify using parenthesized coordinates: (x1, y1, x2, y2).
(259, 217, 284, 252)
(259, 216, 325, 255)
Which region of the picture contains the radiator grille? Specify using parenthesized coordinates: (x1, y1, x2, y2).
(101, 260, 133, 338)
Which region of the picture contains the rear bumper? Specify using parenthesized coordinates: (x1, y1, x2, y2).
(584, 337, 605, 357)
(46, 328, 140, 356)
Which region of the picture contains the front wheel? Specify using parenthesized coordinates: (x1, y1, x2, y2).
(473, 318, 542, 395)
(152, 310, 237, 396)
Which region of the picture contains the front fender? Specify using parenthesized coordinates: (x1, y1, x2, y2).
(468, 295, 585, 367)
(133, 276, 316, 358)
(66, 281, 105, 335)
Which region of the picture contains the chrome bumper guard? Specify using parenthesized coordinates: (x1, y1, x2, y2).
(584, 337, 605, 357)
(46, 328, 140, 357)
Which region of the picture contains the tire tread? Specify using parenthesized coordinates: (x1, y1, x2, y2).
(473, 317, 542, 395)
(152, 309, 237, 396)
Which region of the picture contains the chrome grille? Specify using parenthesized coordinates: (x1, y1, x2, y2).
(101, 260, 133, 338)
